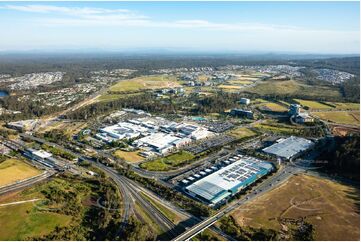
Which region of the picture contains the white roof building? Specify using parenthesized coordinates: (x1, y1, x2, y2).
(262, 136, 314, 159)
(186, 156, 273, 205)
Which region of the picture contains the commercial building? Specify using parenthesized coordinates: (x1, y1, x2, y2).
(240, 98, 251, 105)
(134, 132, 191, 154)
(96, 114, 213, 154)
(185, 155, 273, 205)
(230, 109, 254, 119)
(23, 148, 58, 169)
(262, 136, 314, 160)
(96, 121, 150, 143)
(289, 104, 301, 116)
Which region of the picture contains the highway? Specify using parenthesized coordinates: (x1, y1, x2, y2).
(92, 161, 179, 238)
(18, 133, 312, 241)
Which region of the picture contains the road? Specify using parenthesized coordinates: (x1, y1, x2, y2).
(91, 161, 179, 238)
(0, 170, 55, 195)
(18, 133, 314, 241)
(173, 163, 306, 241)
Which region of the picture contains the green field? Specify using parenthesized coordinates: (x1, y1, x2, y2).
(0, 159, 41, 187)
(254, 120, 301, 135)
(294, 99, 333, 110)
(0, 180, 76, 241)
(244, 80, 341, 98)
(312, 111, 360, 126)
(0, 202, 72, 240)
(228, 127, 257, 139)
(140, 151, 195, 171)
(109, 75, 180, 92)
(325, 102, 360, 110)
(260, 102, 288, 112)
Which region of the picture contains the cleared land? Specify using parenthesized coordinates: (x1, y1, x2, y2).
(38, 121, 87, 136)
(244, 80, 341, 98)
(294, 99, 333, 110)
(228, 174, 359, 241)
(0, 159, 41, 187)
(113, 150, 144, 163)
(312, 111, 360, 126)
(96, 92, 141, 102)
(140, 151, 195, 171)
(108, 75, 180, 92)
(228, 127, 257, 139)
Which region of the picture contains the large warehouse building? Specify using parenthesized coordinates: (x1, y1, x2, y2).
(262, 136, 314, 159)
(185, 156, 274, 205)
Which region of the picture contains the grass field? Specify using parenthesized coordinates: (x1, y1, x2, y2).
(0, 159, 41, 187)
(244, 80, 341, 98)
(254, 121, 301, 135)
(312, 111, 360, 126)
(0, 202, 72, 240)
(140, 151, 195, 171)
(228, 174, 359, 240)
(218, 85, 244, 89)
(294, 99, 333, 110)
(113, 150, 144, 163)
(109, 75, 180, 92)
(0, 184, 73, 241)
(228, 80, 254, 85)
(228, 127, 257, 139)
(253, 98, 269, 104)
(260, 102, 288, 112)
(325, 102, 360, 110)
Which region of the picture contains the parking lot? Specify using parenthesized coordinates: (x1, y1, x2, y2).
(185, 135, 237, 154)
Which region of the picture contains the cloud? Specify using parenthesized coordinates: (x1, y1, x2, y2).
(0, 4, 359, 54)
(1, 4, 132, 15)
(0, 4, 322, 32)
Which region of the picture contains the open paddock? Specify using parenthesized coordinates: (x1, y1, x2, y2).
(0, 159, 41, 187)
(227, 174, 359, 240)
(312, 111, 360, 126)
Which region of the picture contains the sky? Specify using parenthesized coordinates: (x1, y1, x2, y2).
(0, 1, 359, 54)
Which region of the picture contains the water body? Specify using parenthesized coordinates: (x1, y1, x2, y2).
(0, 90, 9, 97)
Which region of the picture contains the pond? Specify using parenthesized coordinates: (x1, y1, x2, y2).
(0, 90, 9, 97)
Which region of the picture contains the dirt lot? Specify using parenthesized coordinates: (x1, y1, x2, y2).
(0, 159, 41, 187)
(229, 174, 359, 241)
